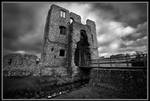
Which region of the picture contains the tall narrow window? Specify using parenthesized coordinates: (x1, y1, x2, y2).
(59, 26, 66, 35)
(91, 34, 94, 42)
(59, 49, 65, 57)
(60, 10, 66, 18)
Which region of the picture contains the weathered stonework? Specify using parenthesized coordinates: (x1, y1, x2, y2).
(89, 68, 147, 98)
(41, 4, 99, 79)
(3, 53, 40, 76)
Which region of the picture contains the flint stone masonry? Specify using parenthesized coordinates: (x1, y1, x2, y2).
(3, 54, 40, 76)
(41, 4, 98, 78)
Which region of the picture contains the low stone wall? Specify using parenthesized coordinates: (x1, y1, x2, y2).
(89, 68, 147, 98)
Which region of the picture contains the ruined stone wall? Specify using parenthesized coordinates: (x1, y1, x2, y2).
(42, 42, 67, 67)
(70, 22, 91, 76)
(86, 20, 99, 59)
(42, 5, 70, 67)
(41, 4, 71, 78)
(69, 20, 99, 76)
(3, 54, 40, 76)
(89, 68, 147, 98)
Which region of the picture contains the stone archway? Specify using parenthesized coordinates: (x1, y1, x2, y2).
(74, 30, 91, 67)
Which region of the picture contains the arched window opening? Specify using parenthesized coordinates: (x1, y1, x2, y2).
(70, 18, 74, 24)
(74, 30, 91, 67)
(80, 30, 89, 46)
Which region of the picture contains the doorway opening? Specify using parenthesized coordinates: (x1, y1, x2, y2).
(74, 30, 91, 67)
(74, 30, 91, 81)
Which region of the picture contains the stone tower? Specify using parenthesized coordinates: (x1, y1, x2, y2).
(41, 4, 98, 78)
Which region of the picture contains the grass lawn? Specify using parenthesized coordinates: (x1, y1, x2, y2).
(3, 76, 58, 99)
(3, 76, 41, 93)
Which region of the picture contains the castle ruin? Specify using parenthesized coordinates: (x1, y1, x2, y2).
(41, 4, 98, 78)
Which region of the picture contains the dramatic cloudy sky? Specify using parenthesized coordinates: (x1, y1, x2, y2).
(3, 2, 148, 57)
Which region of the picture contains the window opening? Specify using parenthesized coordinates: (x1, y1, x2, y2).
(8, 58, 12, 65)
(70, 18, 74, 24)
(51, 47, 54, 51)
(59, 49, 65, 56)
(60, 10, 66, 18)
(91, 34, 94, 42)
(59, 26, 66, 35)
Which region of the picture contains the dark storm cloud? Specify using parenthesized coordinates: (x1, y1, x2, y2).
(91, 3, 147, 57)
(91, 3, 147, 27)
(3, 3, 50, 56)
(3, 3, 36, 39)
(3, 3, 37, 51)
(112, 3, 147, 27)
